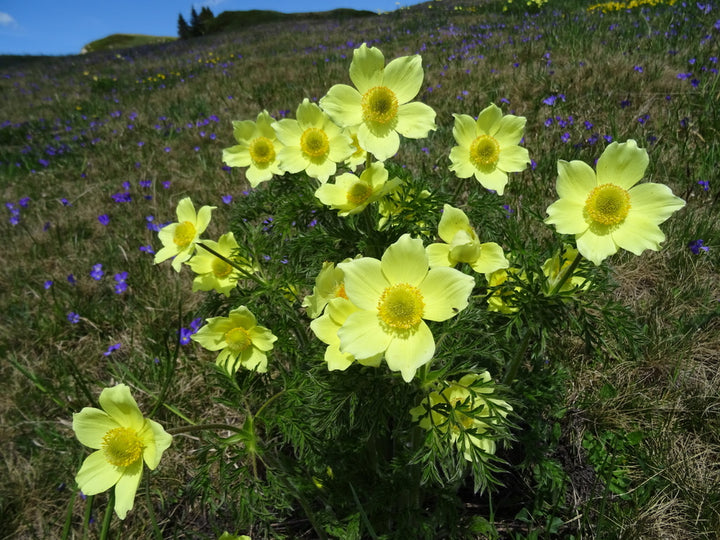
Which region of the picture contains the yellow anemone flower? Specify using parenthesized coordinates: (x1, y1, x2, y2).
(544, 140, 686, 265)
(448, 104, 530, 195)
(342, 125, 369, 171)
(541, 244, 588, 295)
(319, 43, 437, 161)
(72, 384, 173, 519)
(222, 110, 285, 187)
(187, 232, 255, 297)
(426, 204, 509, 273)
(410, 372, 511, 461)
(191, 306, 277, 374)
(302, 260, 351, 319)
(337, 234, 475, 382)
(272, 98, 353, 183)
(154, 197, 215, 272)
(310, 297, 383, 371)
(314, 162, 402, 216)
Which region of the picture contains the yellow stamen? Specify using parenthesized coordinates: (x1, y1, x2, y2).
(361, 86, 399, 125)
(334, 283, 348, 299)
(102, 427, 144, 467)
(584, 183, 631, 226)
(377, 283, 425, 330)
(469, 135, 500, 168)
(225, 327, 252, 352)
(249, 136, 275, 164)
(173, 221, 196, 247)
(346, 182, 373, 205)
(300, 128, 330, 158)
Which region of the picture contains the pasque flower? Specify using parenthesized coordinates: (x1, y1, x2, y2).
(545, 140, 686, 265)
(154, 197, 215, 272)
(222, 110, 285, 187)
(187, 232, 254, 297)
(336, 234, 475, 382)
(426, 204, 509, 274)
(448, 104, 530, 195)
(72, 384, 172, 519)
(272, 98, 353, 183)
(192, 306, 277, 374)
(314, 162, 401, 216)
(320, 43, 437, 161)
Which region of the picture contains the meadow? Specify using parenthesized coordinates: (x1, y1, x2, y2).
(1, 0, 719, 538)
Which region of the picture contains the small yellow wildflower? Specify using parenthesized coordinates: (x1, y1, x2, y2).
(154, 197, 216, 272)
(187, 232, 255, 297)
(191, 306, 277, 374)
(544, 140, 686, 265)
(314, 162, 402, 216)
(72, 384, 173, 519)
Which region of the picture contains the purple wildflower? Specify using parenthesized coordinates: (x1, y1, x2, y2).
(98, 214, 110, 226)
(689, 239, 709, 254)
(67, 312, 80, 324)
(103, 343, 121, 356)
(90, 263, 104, 281)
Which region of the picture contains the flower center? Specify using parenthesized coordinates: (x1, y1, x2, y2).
(346, 182, 373, 205)
(361, 86, 399, 125)
(584, 183, 631, 226)
(102, 426, 144, 467)
(249, 136, 275, 164)
(300, 128, 330, 158)
(211, 257, 233, 278)
(173, 221, 196, 247)
(469, 135, 500, 168)
(225, 327, 252, 352)
(377, 283, 425, 330)
(334, 283, 348, 299)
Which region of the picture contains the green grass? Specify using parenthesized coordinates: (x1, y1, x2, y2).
(1, 0, 719, 538)
(81, 34, 177, 53)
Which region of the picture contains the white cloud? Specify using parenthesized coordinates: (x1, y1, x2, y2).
(0, 12, 17, 27)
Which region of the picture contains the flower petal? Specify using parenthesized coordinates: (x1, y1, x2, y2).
(395, 102, 437, 139)
(337, 310, 391, 359)
(629, 182, 686, 224)
(73, 407, 119, 449)
(556, 160, 597, 202)
(596, 139, 648, 189)
(437, 204, 470, 243)
(320, 85, 363, 127)
(98, 384, 145, 431)
(475, 104, 503, 135)
(349, 44, 385, 92)
(493, 114, 526, 146)
(139, 417, 172, 470)
(358, 122, 399, 161)
(420, 267, 475, 321)
(222, 145, 251, 168)
(545, 198, 588, 235)
(113, 458, 143, 520)
(249, 326, 277, 352)
(426, 243, 453, 267)
(75, 450, 122, 496)
(339, 257, 386, 310)
(470, 243, 510, 274)
(612, 215, 667, 255)
(497, 145, 530, 173)
(383, 54, 424, 104)
(277, 146, 309, 174)
(384, 322, 435, 382)
(452, 113, 478, 147)
(381, 234, 428, 286)
(449, 146, 475, 178)
(576, 228, 618, 266)
(474, 167, 509, 195)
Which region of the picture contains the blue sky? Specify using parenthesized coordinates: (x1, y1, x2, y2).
(0, 0, 420, 56)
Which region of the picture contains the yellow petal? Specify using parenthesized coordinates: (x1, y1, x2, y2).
(596, 139, 648, 190)
(98, 384, 145, 431)
(339, 257, 386, 311)
(349, 43, 385, 93)
(628, 182, 685, 224)
(73, 407, 119, 449)
(395, 101, 437, 139)
(382, 54, 424, 104)
(576, 228, 618, 266)
(75, 450, 122, 496)
(337, 310, 391, 359)
(113, 458, 143, 520)
(384, 322, 435, 382)
(612, 215, 666, 255)
(556, 160, 597, 202)
(380, 234, 428, 286)
(419, 267, 474, 321)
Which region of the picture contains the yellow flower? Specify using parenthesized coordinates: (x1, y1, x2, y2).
(222, 110, 285, 187)
(544, 140, 686, 265)
(337, 234, 475, 382)
(154, 197, 215, 272)
(410, 372, 511, 461)
(448, 104, 530, 195)
(342, 125, 369, 171)
(541, 245, 588, 295)
(314, 162, 402, 216)
(426, 204, 509, 273)
(310, 297, 383, 371)
(191, 306, 277, 374)
(319, 43, 437, 161)
(485, 267, 523, 314)
(187, 232, 255, 297)
(302, 260, 351, 319)
(72, 384, 172, 520)
(272, 98, 353, 183)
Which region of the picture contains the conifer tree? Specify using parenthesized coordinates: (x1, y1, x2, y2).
(177, 13, 191, 40)
(189, 7, 202, 37)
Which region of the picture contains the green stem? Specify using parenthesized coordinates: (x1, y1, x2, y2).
(61, 489, 77, 540)
(503, 330, 532, 385)
(254, 390, 285, 419)
(196, 242, 266, 285)
(145, 473, 163, 540)
(99, 490, 114, 540)
(548, 252, 582, 296)
(166, 422, 245, 436)
(82, 494, 93, 540)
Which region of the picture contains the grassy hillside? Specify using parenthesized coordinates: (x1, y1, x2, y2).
(1, 0, 718, 538)
(81, 34, 177, 54)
